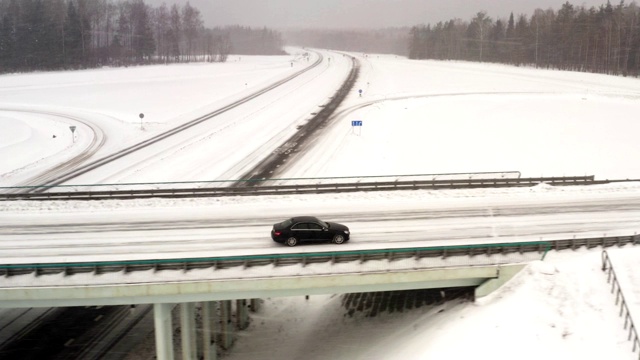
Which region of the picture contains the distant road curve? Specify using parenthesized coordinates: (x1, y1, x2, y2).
(21, 52, 324, 191)
(0, 108, 106, 192)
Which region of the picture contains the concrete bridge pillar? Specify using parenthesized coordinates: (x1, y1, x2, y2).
(250, 298, 260, 312)
(153, 303, 175, 360)
(220, 300, 234, 350)
(202, 301, 218, 360)
(236, 299, 249, 330)
(180, 302, 197, 360)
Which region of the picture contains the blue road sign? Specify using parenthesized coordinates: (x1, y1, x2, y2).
(351, 120, 363, 126)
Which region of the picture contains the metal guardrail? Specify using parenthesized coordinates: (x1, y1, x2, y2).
(2, 241, 552, 277)
(602, 250, 640, 359)
(0, 175, 610, 201)
(1, 234, 638, 278)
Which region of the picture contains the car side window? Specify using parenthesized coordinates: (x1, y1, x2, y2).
(308, 223, 323, 230)
(291, 223, 308, 230)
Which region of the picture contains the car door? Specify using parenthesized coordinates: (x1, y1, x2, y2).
(290, 222, 312, 241)
(307, 222, 325, 242)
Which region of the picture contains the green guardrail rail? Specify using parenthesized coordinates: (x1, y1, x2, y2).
(0, 241, 552, 272)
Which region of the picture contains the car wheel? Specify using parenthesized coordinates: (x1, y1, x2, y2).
(333, 234, 345, 244)
(286, 237, 298, 247)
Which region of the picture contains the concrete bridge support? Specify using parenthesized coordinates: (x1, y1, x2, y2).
(171, 299, 253, 359)
(474, 264, 527, 298)
(2, 262, 528, 360)
(201, 301, 218, 360)
(220, 300, 234, 350)
(236, 299, 249, 330)
(154, 303, 175, 360)
(250, 298, 260, 312)
(180, 302, 197, 360)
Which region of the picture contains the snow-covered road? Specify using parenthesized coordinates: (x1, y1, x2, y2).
(0, 49, 352, 187)
(1, 49, 640, 265)
(2, 50, 640, 360)
(2, 182, 639, 264)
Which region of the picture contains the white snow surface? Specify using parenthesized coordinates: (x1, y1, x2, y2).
(1, 50, 640, 359)
(216, 249, 640, 360)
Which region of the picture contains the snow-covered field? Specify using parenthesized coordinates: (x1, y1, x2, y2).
(1, 50, 640, 359)
(218, 248, 640, 360)
(3, 51, 640, 187)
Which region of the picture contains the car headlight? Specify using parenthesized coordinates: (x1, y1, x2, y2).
(344, 230, 349, 234)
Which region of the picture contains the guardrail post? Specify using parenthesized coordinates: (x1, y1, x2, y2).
(625, 313, 630, 330)
(154, 303, 175, 360)
(601, 250, 640, 359)
(541, 243, 551, 260)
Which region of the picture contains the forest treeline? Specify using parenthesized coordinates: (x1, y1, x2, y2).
(0, 0, 284, 73)
(409, 1, 640, 76)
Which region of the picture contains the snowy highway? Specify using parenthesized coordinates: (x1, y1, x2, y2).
(1, 183, 640, 264)
(2, 49, 640, 360)
(2, 49, 640, 266)
(1, 49, 350, 187)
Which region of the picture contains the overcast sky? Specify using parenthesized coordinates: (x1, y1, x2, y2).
(145, 0, 608, 29)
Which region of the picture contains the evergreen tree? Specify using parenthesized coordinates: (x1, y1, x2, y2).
(506, 12, 515, 39)
(131, 0, 155, 61)
(0, 0, 284, 73)
(65, 0, 84, 67)
(168, 4, 181, 61)
(182, 2, 203, 61)
(0, 13, 16, 71)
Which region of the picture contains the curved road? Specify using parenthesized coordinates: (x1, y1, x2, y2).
(50, 53, 323, 187)
(0, 109, 107, 191)
(2, 51, 330, 190)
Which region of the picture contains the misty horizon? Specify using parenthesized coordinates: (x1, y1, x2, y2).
(145, 0, 608, 29)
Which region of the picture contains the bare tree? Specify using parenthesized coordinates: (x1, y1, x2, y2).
(181, 2, 203, 61)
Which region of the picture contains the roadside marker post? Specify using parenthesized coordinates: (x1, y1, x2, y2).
(69, 126, 76, 143)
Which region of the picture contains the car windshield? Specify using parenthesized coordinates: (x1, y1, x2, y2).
(318, 220, 328, 228)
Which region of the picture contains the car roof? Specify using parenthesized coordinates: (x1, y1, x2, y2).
(291, 216, 321, 223)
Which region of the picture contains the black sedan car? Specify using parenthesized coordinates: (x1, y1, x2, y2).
(271, 216, 350, 247)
